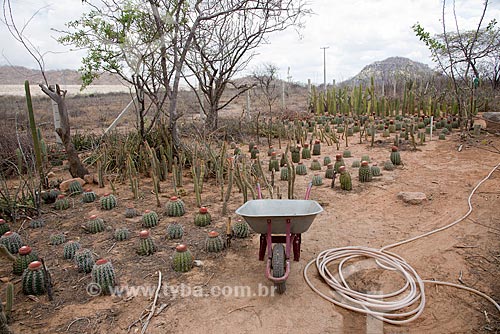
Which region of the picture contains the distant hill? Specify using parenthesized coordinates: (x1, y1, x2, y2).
(0, 65, 124, 85)
(341, 57, 438, 87)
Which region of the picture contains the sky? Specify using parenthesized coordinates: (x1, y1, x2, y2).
(0, 0, 498, 85)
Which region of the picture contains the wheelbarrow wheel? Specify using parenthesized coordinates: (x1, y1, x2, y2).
(271, 243, 286, 294)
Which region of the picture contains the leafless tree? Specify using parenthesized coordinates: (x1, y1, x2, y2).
(252, 63, 280, 145)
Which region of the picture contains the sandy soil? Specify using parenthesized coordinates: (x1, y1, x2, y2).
(2, 128, 499, 334)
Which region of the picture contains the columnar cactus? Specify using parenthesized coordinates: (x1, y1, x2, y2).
(22, 261, 46, 295)
(333, 154, 345, 173)
(204, 231, 225, 253)
(166, 222, 184, 239)
(29, 218, 45, 229)
(100, 193, 117, 210)
(124, 206, 139, 218)
(280, 166, 289, 181)
(323, 156, 332, 166)
(384, 160, 395, 171)
(68, 181, 83, 196)
(13, 246, 38, 275)
(371, 163, 381, 177)
(301, 143, 311, 159)
(50, 233, 66, 245)
(295, 162, 307, 175)
(0, 231, 23, 254)
(0, 219, 10, 235)
(142, 210, 159, 228)
(312, 174, 323, 186)
(291, 145, 301, 163)
(232, 219, 250, 238)
(74, 248, 95, 273)
(54, 194, 70, 210)
(85, 215, 106, 234)
(165, 196, 185, 217)
(114, 227, 130, 241)
(312, 140, 321, 156)
(339, 166, 352, 191)
(172, 244, 194, 273)
(310, 159, 322, 171)
(390, 146, 401, 165)
(82, 189, 97, 203)
(359, 161, 373, 183)
(63, 241, 81, 260)
(194, 207, 211, 227)
(325, 163, 335, 179)
(138, 230, 156, 256)
(91, 259, 116, 295)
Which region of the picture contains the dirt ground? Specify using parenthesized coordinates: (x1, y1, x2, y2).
(2, 122, 500, 334)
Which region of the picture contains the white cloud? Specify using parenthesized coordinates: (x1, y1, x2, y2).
(0, 0, 498, 84)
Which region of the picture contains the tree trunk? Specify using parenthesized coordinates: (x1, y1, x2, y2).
(40, 84, 89, 178)
(205, 105, 218, 132)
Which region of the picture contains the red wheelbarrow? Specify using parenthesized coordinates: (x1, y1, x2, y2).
(235, 190, 323, 294)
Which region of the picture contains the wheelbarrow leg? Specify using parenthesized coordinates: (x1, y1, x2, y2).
(292, 233, 301, 261)
(259, 234, 266, 261)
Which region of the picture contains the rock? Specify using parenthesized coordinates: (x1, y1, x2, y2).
(483, 112, 500, 132)
(59, 178, 85, 192)
(193, 260, 204, 267)
(397, 192, 427, 205)
(83, 174, 95, 184)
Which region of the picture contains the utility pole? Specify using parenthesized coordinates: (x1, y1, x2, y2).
(320, 46, 329, 94)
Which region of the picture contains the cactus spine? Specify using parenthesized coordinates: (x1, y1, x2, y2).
(13, 246, 38, 275)
(74, 248, 95, 273)
(100, 193, 117, 210)
(165, 196, 185, 217)
(194, 207, 211, 227)
(0, 232, 23, 254)
(63, 241, 81, 259)
(166, 223, 184, 239)
(204, 231, 225, 253)
(339, 166, 352, 191)
(22, 261, 46, 295)
(138, 230, 156, 256)
(91, 259, 116, 295)
(172, 244, 194, 273)
(142, 210, 159, 228)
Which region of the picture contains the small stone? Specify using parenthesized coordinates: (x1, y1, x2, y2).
(193, 260, 203, 267)
(397, 192, 427, 205)
(60, 178, 85, 192)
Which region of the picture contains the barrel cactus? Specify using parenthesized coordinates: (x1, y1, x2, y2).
(41, 188, 61, 204)
(339, 166, 352, 191)
(194, 207, 211, 227)
(439, 133, 446, 140)
(84, 215, 105, 234)
(280, 166, 289, 181)
(323, 156, 331, 166)
(268, 152, 279, 172)
(390, 146, 401, 165)
(82, 189, 97, 203)
(0, 219, 10, 235)
(232, 219, 250, 238)
(301, 144, 311, 159)
(333, 154, 345, 173)
(74, 248, 95, 273)
(205, 231, 225, 253)
(295, 162, 307, 175)
(114, 227, 130, 241)
(0, 231, 23, 254)
(124, 206, 139, 218)
(325, 163, 335, 179)
(138, 230, 156, 256)
(166, 222, 184, 239)
(50, 233, 66, 245)
(370, 163, 381, 177)
(267, 145, 275, 157)
(29, 218, 45, 229)
(13, 246, 38, 275)
(342, 150, 352, 158)
(361, 155, 370, 163)
(359, 161, 373, 182)
(312, 174, 323, 186)
(63, 241, 81, 260)
(142, 210, 159, 228)
(351, 160, 361, 168)
(68, 181, 83, 196)
(172, 244, 194, 273)
(100, 193, 117, 210)
(312, 140, 321, 156)
(91, 259, 116, 295)
(250, 146, 259, 159)
(165, 196, 185, 217)
(54, 194, 70, 210)
(384, 160, 395, 171)
(310, 159, 322, 171)
(291, 146, 301, 163)
(22, 261, 46, 295)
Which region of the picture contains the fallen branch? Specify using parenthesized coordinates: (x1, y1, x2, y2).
(141, 271, 162, 334)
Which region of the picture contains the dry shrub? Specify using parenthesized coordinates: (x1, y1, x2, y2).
(0, 123, 34, 176)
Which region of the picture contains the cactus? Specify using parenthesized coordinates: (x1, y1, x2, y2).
(361, 155, 370, 163)
(325, 163, 335, 179)
(41, 188, 61, 204)
(50, 233, 66, 245)
(54, 194, 70, 210)
(267, 146, 275, 157)
(0, 245, 16, 262)
(0, 219, 10, 235)
(29, 218, 45, 229)
(74, 248, 95, 273)
(82, 189, 97, 203)
(351, 160, 361, 168)
(384, 160, 395, 171)
(312, 174, 323, 186)
(301, 144, 311, 159)
(333, 154, 345, 173)
(204, 231, 225, 253)
(91, 259, 116, 295)
(124, 206, 139, 218)
(100, 193, 117, 210)
(142, 210, 159, 228)
(371, 163, 381, 177)
(342, 150, 352, 158)
(390, 146, 401, 165)
(268, 153, 280, 172)
(165, 196, 185, 217)
(84, 215, 105, 234)
(166, 222, 184, 239)
(68, 181, 83, 196)
(280, 166, 289, 181)
(310, 159, 322, 171)
(22, 261, 46, 295)
(359, 161, 373, 182)
(312, 140, 321, 156)
(232, 219, 250, 238)
(63, 241, 81, 260)
(295, 162, 307, 175)
(138, 230, 156, 256)
(114, 228, 130, 241)
(194, 207, 211, 227)
(339, 166, 352, 191)
(439, 133, 446, 140)
(4, 282, 13, 322)
(291, 145, 301, 163)
(172, 244, 194, 273)
(0, 232, 23, 254)
(13, 246, 38, 275)
(250, 146, 259, 159)
(323, 156, 331, 166)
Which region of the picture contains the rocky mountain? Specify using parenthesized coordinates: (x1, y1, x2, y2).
(0, 65, 124, 85)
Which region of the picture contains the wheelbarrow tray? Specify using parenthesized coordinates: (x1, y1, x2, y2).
(235, 199, 323, 234)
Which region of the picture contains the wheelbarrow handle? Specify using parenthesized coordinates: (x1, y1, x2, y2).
(304, 181, 313, 200)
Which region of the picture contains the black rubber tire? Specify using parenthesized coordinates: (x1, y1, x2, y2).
(271, 243, 286, 294)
